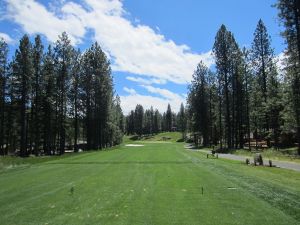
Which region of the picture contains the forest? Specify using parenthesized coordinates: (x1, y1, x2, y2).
(186, 0, 300, 154)
(0, 32, 124, 156)
(0, 0, 299, 156)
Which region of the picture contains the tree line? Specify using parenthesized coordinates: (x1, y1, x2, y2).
(187, 0, 300, 154)
(125, 103, 187, 138)
(0, 32, 124, 157)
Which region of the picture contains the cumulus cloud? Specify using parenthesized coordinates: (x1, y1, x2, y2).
(120, 93, 184, 115)
(141, 85, 185, 102)
(123, 87, 137, 95)
(126, 76, 166, 85)
(275, 52, 286, 72)
(5, 0, 86, 45)
(120, 85, 185, 114)
(4, 0, 213, 84)
(0, 32, 13, 43)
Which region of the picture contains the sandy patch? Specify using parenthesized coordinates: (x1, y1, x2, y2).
(125, 144, 145, 147)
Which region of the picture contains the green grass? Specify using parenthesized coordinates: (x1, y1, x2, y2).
(0, 139, 300, 225)
(0, 153, 80, 172)
(124, 132, 183, 143)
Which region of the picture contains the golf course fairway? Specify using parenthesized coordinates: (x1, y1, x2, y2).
(0, 139, 299, 225)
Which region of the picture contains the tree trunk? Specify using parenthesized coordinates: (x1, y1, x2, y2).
(0, 77, 5, 155)
(293, 0, 300, 154)
(20, 87, 27, 157)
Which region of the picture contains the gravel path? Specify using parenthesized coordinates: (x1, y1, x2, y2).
(185, 145, 300, 172)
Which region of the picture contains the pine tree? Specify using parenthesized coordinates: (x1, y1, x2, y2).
(177, 103, 187, 139)
(126, 110, 135, 135)
(81, 48, 93, 150)
(134, 104, 144, 136)
(250, 19, 275, 144)
(32, 35, 44, 155)
(70, 49, 81, 152)
(166, 104, 172, 131)
(0, 38, 8, 155)
(42, 45, 56, 155)
(213, 25, 235, 149)
(276, 0, 300, 153)
(54, 32, 74, 154)
(207, 71, 219, 146)
(242, 48, 252, 150)
(108, 95, 124, 146)
(187, 61, 210, 146)
(14, 35, 33, 157)
(266, 64, 282, 147)
(153, 109, 161, 134)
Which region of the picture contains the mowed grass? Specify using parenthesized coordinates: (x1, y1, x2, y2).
(0, 140, 300, 224)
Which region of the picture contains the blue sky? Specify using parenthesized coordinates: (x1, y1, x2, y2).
(0, 0, 284, 114)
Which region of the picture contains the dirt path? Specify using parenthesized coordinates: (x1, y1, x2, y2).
(185, 145, 300, 172)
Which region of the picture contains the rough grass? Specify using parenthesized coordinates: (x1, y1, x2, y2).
(229, 148, 300, 164)
(0, 153, 78, 172)
(124, 132, 183, 143)
(0, 139, 299, 225)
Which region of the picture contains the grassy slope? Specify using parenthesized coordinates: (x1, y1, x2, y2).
(0, 137, 299, 224)
(229, 148, 300, 164)
(124, 132, 183, 143)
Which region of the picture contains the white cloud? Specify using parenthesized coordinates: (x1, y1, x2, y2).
(120, 93, 184, 115)
(121, 85, 185, 114)
(141, 85, 185, 102)
(5, 0, 86, 45)
(4, 0, 214, 84)
(275, 52, 286, 72)
(123, 87, 137, 95)
(0, 32, 13, 43)
(126, 76, 166, 85)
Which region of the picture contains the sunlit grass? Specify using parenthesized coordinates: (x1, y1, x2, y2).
(0, 138, 299, 225)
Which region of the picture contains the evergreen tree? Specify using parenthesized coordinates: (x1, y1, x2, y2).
(187, 62, 210, 146)
(0, 33, 123, 156)
(153, 109, 161, 134)
(70, 49, 81, 152)
(250, 19, 275, 143)
(42, 45, 56, 155)
(14, 35, 33, 156)
(54, 32, 74, 154)
(177, 103, 187, 139)
(32, 35, 44, 155)
(276, 0, 300, 153)
(166, 104, 172, 131)
(266, 64, 283, 147)
(126, 110, 135, 135)
(213, 25, 235, 149)
(108, 95, 124, 146)
(134, 104, 144, 136)
(0, 38, 8, 155)
(242, 48, 252, 150)
(81, 42, 114, 149)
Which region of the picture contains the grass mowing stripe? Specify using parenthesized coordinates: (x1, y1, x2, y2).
(0, 140, 299, 225)
(180, 149, 300, 222)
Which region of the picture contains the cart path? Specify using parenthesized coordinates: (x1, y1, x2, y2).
(185, 145, 300, 172)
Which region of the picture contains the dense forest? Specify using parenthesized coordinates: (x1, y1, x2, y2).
(0, 32, 124, 156)
(187, 0, 300, 154)
(125, 103, 186, 137)
(0, 0, 299, 156)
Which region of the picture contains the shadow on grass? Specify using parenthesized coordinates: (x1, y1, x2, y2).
(48, 161, 195, 165)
